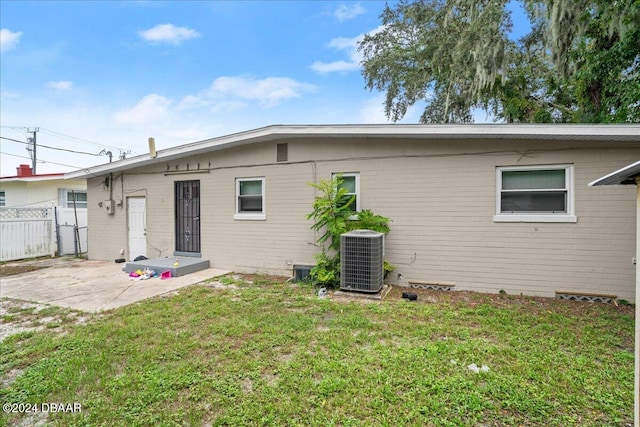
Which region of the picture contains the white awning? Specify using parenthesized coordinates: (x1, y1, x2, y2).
(589, 160, 640, 186)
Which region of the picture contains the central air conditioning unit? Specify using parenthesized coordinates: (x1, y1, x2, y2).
(340, 230, 384, 293)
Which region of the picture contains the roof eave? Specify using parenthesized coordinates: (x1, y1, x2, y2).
(65, 124, 640, 180)
(0, 175, 68, 183)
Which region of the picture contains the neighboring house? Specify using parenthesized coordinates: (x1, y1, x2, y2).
(0, 164, 89, 260)
(0, 164, 87, 208)
(66, 124, 640, 300)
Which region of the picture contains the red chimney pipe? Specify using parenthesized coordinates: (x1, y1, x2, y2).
(17, 164, 33, 177)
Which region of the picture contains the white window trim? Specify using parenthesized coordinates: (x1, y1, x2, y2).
(493, 164, 577, 223)
(333, 172, 360, 212)
(234, 177, 266, 221)
(58, 188, 88, 209)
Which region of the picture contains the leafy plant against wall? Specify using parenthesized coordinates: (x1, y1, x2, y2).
(306, 175, 393, 287)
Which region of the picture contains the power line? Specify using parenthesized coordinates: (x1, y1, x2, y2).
(1, 136, 103, 156)
(39, 127, 139, 154)
(39, 127, 105, 146)
(0, 151, 83, 169)
(1, 125, 139, 155)
(1, 137, 27, 144)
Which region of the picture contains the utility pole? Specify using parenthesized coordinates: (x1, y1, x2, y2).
(26, 127, 39, 174)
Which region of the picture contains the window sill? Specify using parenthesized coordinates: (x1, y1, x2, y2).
(493, 214, 577, 223)
(234, 213, 266, 221)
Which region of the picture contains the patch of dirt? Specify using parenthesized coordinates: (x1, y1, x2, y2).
(201, 280, 238, 290)
(0, 264, 49, 277)
(0, 299, 91, 342)
(241, 273, 291, 284)
(385, 285, 635, 316)
(0, 256, 84, 277)
(1, 300, 49, 340)
(1, 368, 24, 388)
(241, 377, 254, 394)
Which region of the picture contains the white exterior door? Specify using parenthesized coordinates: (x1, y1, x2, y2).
(128, 197, 147, 260)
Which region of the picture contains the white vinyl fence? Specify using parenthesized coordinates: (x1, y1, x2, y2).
(0, 207, 88, 261)
(0, 208, 55, 261)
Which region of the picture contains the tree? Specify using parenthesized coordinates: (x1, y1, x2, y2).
(358, 0, 640, 123)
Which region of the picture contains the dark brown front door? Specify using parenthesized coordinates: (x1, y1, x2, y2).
(175, 180, 201, 254)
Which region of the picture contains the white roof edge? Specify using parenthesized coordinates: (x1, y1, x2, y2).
(589, 160, 640, 186)
(65, 123, 640, 179)
(0, 175, 67, 183)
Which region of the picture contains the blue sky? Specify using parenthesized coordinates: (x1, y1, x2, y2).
(1, 1, 529, 175)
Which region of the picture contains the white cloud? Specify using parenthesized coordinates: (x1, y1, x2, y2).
(310, 60, 359, 74)
(311, 25, 386, 75)
(177, 94, 211, 110)
(180, 75, 317, 109)
(334, 3, 365, 22)
(137, 24, 200, 46)
(327, 36, 359, 51)
(46, 81, 73, 90)
(0, 29, 23, 52)
(112, 94, 172, 125)
(210, 76, 316, 105)
(311, 34, 362, 74)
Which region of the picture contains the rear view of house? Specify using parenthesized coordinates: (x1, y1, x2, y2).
(67, 124, 640, 301)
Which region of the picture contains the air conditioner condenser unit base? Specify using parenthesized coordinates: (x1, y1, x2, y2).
(340, 230, 384, 293)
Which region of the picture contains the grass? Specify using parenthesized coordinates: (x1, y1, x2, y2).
(0, 275, 634, 426)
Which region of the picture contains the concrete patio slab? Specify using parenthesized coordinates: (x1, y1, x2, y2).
(0, 259, 230, 312)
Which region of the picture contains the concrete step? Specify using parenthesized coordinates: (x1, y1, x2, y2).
(123, 256, 210, 277)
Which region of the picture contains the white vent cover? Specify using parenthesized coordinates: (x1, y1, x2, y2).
(340, 230, 384, 293)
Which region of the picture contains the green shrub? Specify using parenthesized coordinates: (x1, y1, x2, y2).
(306, 175, 394, 287)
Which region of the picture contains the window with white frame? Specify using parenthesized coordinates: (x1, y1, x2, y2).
(0, 191, 5, 207)
(235, 177, 265, 220)
(58, 189, 87, 209)
(494, 165, 576, 222)
(333, 173, 360, 212)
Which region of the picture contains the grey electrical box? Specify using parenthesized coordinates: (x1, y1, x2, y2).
(105, 199, 115, 215)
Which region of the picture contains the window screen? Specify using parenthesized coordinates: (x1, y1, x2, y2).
(237, 179, 264, 213)
(500, 168, 568, 213)
(335, 173, 359, 212)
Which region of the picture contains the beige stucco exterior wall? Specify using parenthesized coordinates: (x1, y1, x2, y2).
(0, 178, 86, 207)
(86, 137, 639, 300)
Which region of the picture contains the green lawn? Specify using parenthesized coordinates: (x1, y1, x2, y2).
(1, 275, 634, 426)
